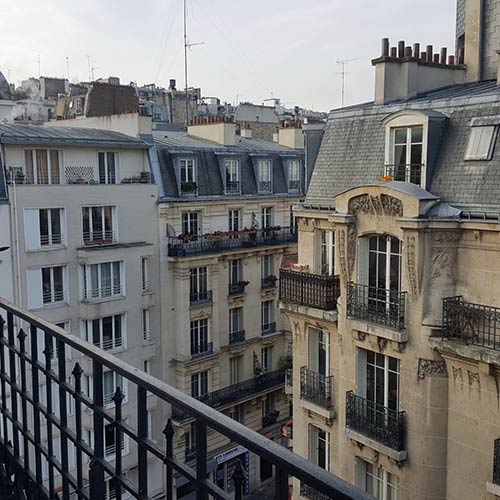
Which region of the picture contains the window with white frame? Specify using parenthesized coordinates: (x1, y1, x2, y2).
(84, 314, 124, 351)
(389, 126, 423, 185)
(40, 378, 74, 418)
(185, 422, 196, 461)
(261, 346, 273, 372)
(98, 152, 117, 184)
(26, 265, 66, 309)
(356, 459, 400, 500)
(190, 318, 209, 356)
(82, 206, 115, 245)
(180, 158, 196, 193)
(229, 259, 242, 285)
(261, 300, 275, 333)
(230, 356, 242, 385)
(465, 125, 498, 161)
(309, 425, 330, 471)
(258, 159, 272, 192)
(228, 209, 241, 232)
(225, 159, 240, 193)
(24, 149, 61, 185)
(309, 328, 329, 376)
(142, 308, 151, 342)
(288, 160, 300, 191)
(191, 371, 208, 398)
(318, 229, 335, 275)
(261, 254, 274, 279)
(41, 437, 75, 479)
(82, 261, 122, 300)
(143, 359, 151, 375)
(229, 307, 243, 334)
(141, 257, 150, 291)
(103, 371, 126, 406)
(190, 266, 208, 303)
(182, 211, 201, 237)
(24, 208, 64, 251)
(261, 207, 273, 228)
(104, 420, 128, 457)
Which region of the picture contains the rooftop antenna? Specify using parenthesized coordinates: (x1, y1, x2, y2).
(37, 54, 41, 77)
(183, 0, 205, 127)
(86, 55, 91, 82)
(336, 58, 358, 108)
(66, 57, 70, 81)
(91, 66, 100, 82)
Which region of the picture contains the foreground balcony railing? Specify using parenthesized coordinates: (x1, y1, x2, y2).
(172, 369, 286, 422)
(347, 282, 406, 330)
(0, 298, 369, 500)
(346, 391, 405, 452)
(384, 163, 423, 186)
(442, 296, 500, 352)
(279, 269, 341, 311)
(167, 226, 297, 257)
(300, 367, 333, 409)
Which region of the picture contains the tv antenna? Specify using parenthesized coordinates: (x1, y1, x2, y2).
(66, 57, 70, 80)
(183, 0, 205, 127)
(91, 66, 100, 82)
(86, 55, 91, 82)
(336, 58, 358, 108)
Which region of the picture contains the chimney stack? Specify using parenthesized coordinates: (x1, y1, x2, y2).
(464, 0, 484, 82)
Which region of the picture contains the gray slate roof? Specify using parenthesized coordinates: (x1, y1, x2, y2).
(0, 72, 11, 101)
(306, 80, 500, 212)
(0, 124, 148, 149)
(234, 104, 279, 124)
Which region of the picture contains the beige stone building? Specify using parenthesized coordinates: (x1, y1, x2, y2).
(280, 1, 500, 499)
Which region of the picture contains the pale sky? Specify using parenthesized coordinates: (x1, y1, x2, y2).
(0, 0, 456, 111)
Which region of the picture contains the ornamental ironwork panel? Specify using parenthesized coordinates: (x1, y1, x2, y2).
(494, 438, 500, 485)
(384, 163, 423, 186)
(347, 282, 406, 330)
(300, 367, 333, 409)
(442, 296, 500, 352)
(189, 289, 213, 306)
(279, 269, 340, 311)
(345, 391, 406, 452)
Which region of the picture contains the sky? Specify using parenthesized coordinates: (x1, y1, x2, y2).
(0, 0, 456, 111)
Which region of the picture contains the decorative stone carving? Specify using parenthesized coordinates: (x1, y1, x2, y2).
(377, 337, 388, 352)
(452, 366, 463, 384)
(292, 321, 301, 338)
(338, 229, 348, 283)
(431, 232, 460, 282)
(357, 331, 367, 342)
(417, 358, 448, 380)
(405, 236, 418, 297)
(347, 224, 357, 279)
(468, 370, 480, 388)
(298, 218, 314, 232)
(349, 194, 403, 217)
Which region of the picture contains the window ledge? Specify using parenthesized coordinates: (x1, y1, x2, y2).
(26, 245, 67, 253)
(345, 428, 407, 463)
(348, 318, 408, 343)
(486, 482, 500, 497)
(82, 295, 124, 304)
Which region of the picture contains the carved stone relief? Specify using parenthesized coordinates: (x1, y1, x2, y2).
(452, 366, 463, 384)
(468, 370, 480, 389)
(431, 232, 460, 282)
(338, 229, 348, 283)
(347, 224, 357, 279)
(405, 236, 418, 297)
(349, 194, 403, 217)
(417, 358, 448, 380)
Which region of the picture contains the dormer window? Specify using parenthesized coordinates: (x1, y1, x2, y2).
(225, 159, 240, 194)
(465, 125, 498, 161)
(388, 126, 423, 185)
(180, 158, 197, 195)
(258, 160, 272, 193)
(288, 160, 301, 192)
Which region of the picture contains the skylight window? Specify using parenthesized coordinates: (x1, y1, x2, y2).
(465, 126, 497, 161)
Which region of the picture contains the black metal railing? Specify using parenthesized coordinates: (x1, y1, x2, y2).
(190, 342, 213, 359)
(279, 269, 341, 311)
(168, 226, 297, 257)
(442, 296, 500, 352)
(261, 322, 276, 335)
(261, 276, 278, 289)
(285, 369, 293, 391)
(229, 330, 246, 344)
(346, 391, 405, 452)
(189, 290, 213, 307)
(347, 282, 406, 330)
(385, 163, 424, 186)
(180, 181, 197, 194)
(494, 438, 500, 485)
(258, 181, 272, 193)
(300, 367, 333, 409)
(262, 410, 279, 428)
(0, 298, 370, 500)
(228, 281, 249, 296)
(288, 180, 300, 192)
(173, 369, 286, 422)
(226, 180, 240, 194)
(184, 444, 197, 463)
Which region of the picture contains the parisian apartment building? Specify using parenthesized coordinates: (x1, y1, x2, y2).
(279, 0, 500, 499)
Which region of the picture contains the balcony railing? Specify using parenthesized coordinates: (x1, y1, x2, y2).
(442, 296, 500, 352)
(180, 181, 197, 194)
(229, 329, 246, 344)
(95, 336, 123, 352)
(226, 180, 240, 194)
(285, 369, 293, 391)
(262, 410, 279, 428)
(346, 391, 406, 452)
(261, 275, 278, 289)
(190, 341, 213, 359)
(40, 234, 63, 246)
(258, 180, 272, 193)
(261, 322, 276, 335)
(189, 290, 213, 306)
(228, 281, 249, 296)
(347, 282, 406, 330)
(279, 269, 340, 311)
(494, 438, 500, 485)
(300, 367, 333, 409)
(83, 285, 122, 301)
(82, 229, 116, 246)
(173, 369, 286, 421)
(0, 298, 370, 500)
(385, 163, 423, 186)
(288, 180, 300, 192)
(167, 226, 297, 257)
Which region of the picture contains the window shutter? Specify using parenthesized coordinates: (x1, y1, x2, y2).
(26, 268, 43, 309)
(24, 209, 41, 251)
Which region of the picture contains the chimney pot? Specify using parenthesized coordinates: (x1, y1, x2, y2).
(426, 45, 433, 61)
(413, 43, 420, 59)
(449, 55, 455, 65)
(398, 40, 405, 58)
(458, 48, 465, 65)
(433, 53, 440, 64)
(440, 47, 447, 65)
(421, 52, 427, 62)
(390, 47, 397, 58)
(405, 46, 412, 57)
(382, 38, 390, 57)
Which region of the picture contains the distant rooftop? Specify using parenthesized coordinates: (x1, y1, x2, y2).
(234, 103, 279, 124)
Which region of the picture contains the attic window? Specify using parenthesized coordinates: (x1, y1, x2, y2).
(465, 126, 497, 161)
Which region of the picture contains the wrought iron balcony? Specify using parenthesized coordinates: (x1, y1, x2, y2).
(262, 410, 280, 428)
(258, 180, 272, 193)
(384, 163, 423, 186)
(494, 438, 500, 485)
(279, 269, 341, 311)
(189, 290, 213, 306)
(346, 391, 406, 452)
(172, 369, 286, 422)
(229, 329, 246, 344)
(167, 226, 297, 257)
(442, 296, 500, 352)
(0, 298, 370, 500)
(347, 282, 406, 330)
(261, 322, 276, 335)
(300, 367, 333, 409)
(180, 181, 197, 194)
(228, 281, 249, 296)
(226, 180, 240, 194)
(288, 180, 301, 192)
(190, 341, 213, 359)
(261, 275, 278, 289)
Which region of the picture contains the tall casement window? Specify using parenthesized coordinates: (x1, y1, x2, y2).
(258, 159, 272, 193)
(84, 314, 124, 352)
(82, 206, 115, 245)
(356, 459, 400, 500)
(190, 318, 209, 356)
(309, 328, 329, 376)
(261, 300, 275, 334)
(180, 158, 196, 193)
(182, 211, 201, 237)
(228, 209, 241, 232)
(190, 266, 209, 303)
(229, 307, 243, 334)
(24, 149, 61, 184)
(141, 257, 151, 292)
(103, 371, 126, 406)
(358, 349, 400, 413)
(26, 265, 66, 309)
(82, 261, 122, 300)
(288, 159, 300, 191)
(24, 208, 64, 250)
(318, 229, 335, 275)
(229, 259, 242, 285)
(191, 371, 208, 398)
(225, 159, 240, 193)
(230, 356, 242, 385)
(261, 346, 273, 371)
(309, 425, 330, 471)
(390, 126, 423, 185)
(261, 207, 273, 228)
(98, 152, 117, 184)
